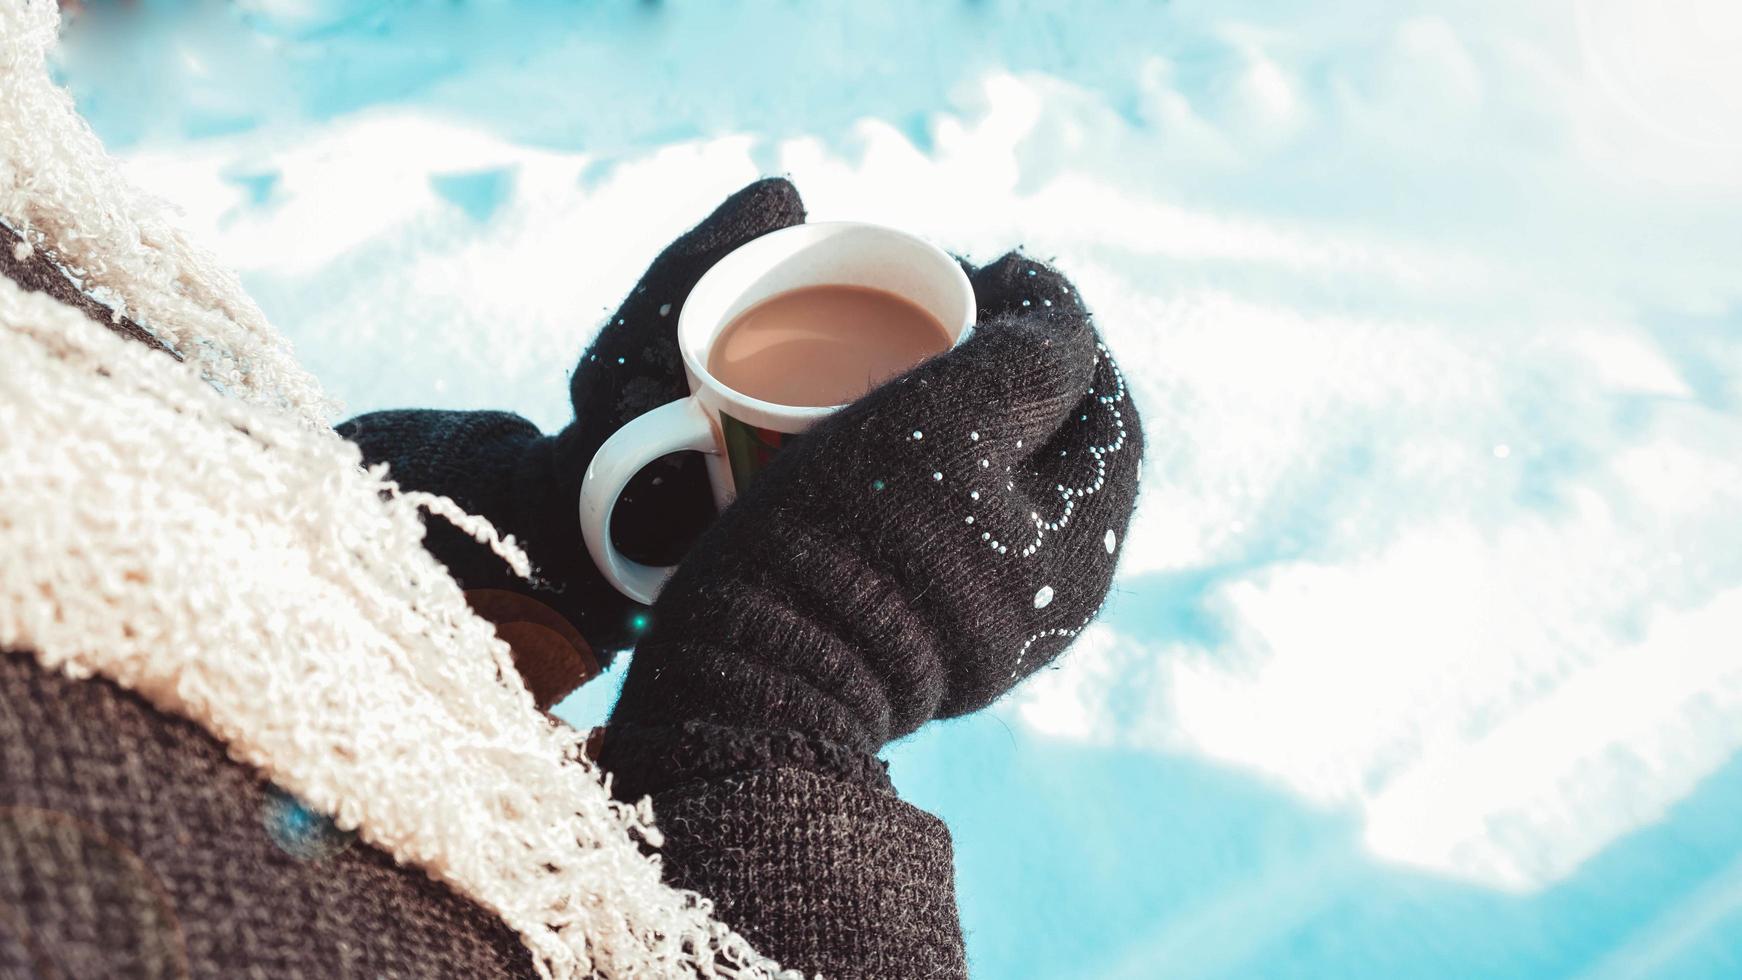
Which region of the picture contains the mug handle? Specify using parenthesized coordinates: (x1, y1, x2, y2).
(578, 397, 718, 605)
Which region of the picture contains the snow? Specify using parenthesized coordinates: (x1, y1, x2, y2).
(57, 1, 1742, 976)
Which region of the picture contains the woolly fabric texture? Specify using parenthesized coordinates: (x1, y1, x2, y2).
(600, 721, 895, 803)
(593, 723, 969, 978)
(0, 276, 790, 980)
(0, 220, 175, 359)
(652, 768, 966, 980)
(612, 254, 1144, 756)
(1, 652, 534, 977)
(0, 0, 329, 426)
(0, 3, 788, 973)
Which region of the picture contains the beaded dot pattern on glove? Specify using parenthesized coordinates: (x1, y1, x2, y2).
(611, 252, 1145, 753)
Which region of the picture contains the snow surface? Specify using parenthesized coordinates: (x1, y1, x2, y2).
(58, 1, 1742, 976)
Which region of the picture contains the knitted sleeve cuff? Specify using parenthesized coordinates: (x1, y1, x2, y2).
(595, 719, 893, 802)
(595, 721, 965, 977)
(650, 765, 967, 980)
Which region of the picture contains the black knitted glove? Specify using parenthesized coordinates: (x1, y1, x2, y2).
(337, 179, 806, 677)
(607, 254, 1143, 756)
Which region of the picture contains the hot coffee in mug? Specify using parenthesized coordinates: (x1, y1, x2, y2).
(579, 222, 975, 604)
(707, 285, 953, 408)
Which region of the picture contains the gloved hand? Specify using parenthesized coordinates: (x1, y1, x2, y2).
(337, 179, 806, 702)
(605, 253, 1143, 758)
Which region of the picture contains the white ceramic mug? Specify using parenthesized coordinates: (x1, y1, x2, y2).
(578, 222, 975, 604)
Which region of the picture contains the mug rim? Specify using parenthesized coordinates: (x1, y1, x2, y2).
(676, 220, 975, 425)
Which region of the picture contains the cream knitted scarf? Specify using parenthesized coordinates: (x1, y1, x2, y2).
(0, 2, 788, 976)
